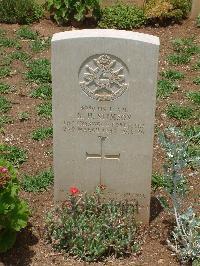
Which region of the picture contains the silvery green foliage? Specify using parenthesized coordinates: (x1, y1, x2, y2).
(167, 207, 200, 263)
(159, 127, 200, 263)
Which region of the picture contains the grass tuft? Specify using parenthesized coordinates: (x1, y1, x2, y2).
(37, 101, 52, 118)
(0, 144, 27, 166)
(166, 104, 193, 120)
(0, 66, 11, 78)
(30, 84, 52, 100)
(0, 83, 12, 94)
(0, 115, 13, 128)
(157, 79, 178, 98)
(26, 59, 51, 84)
(187, 91, 200, 105)
(0, 96, 12, 113)
(160, 69, 185, 81)
(16, 26, 38, 40)
(30, 37, 51, 52)
(21, 169, 54, 192)
(31, 127, 53, 141)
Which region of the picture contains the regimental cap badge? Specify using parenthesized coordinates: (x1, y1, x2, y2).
(79, 54, 129, 101)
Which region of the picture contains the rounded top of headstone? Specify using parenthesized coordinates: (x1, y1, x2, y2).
(52, 29, 160, 46)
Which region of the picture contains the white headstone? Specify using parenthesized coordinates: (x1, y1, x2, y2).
(52, 30, 160, 224)
(191, 0, 200, 18)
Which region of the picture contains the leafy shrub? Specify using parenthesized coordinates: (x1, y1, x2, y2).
(99, 4, 146, 30)
(21, 169, 53, 192)
(46, 187, 138, 262)
(167, 208, 200, 264)
(47, 0, 101, 25)
(145, 0, 192, 23)
(0, 159, 29, 252)
(0, 0, 44, 24)
(159, 128, 200, 263)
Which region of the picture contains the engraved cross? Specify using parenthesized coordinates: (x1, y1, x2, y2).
(86, 136, 120, 184)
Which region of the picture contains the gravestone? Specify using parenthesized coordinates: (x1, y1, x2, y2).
(52, 29, 160, 223)
(191, 0, 200, 18)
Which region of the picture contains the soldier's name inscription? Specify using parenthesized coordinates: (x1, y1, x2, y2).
(63, 105, 145, 136)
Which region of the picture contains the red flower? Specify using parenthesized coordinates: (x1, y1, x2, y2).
(0, 167, 8, 174)
(70, 187, 80, 195)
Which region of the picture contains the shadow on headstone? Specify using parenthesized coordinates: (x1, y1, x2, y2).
(0, 224, 38, 266)
(149, 196, 163, 222)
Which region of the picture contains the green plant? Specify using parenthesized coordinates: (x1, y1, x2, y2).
(167, 53, 191, 65)
(193, 61, 200, 70)
(187, 91, 200, 105)
(31, 127, 53, 141)
(26, 59, 51, 84)
(21, 169, 53, 192)
(166, 104, 193, 119)
(160, 69, 185, 80)
(159, 127, 200, 263)
(99, 4, 146, 30)
(193, 76, 200, 85)
(0, 66, 11, 78)
(0, 144, 27, 167)
(184, 125, 200, 144)
(152, 172, 187, 193)
(0, 37, 21, 49)
(157, 79, 178, 98)
(30, 84, 52, 100)
(37, 101, 52, 118)
(46, 187, 138, 262)
(0, 159, 30, 252)
(16, 26, 38, 40)
(144, 0, 192, 23)
(0, 54, 12, 67)
(0, 29, 6, 37)
(18, 112, 30, 122)
(168, 207, 200, 263)
(10, 51, 30, 63)
(172, 38, 200, 55)
(47, 0, 101, 25)
(0, 83, 12, 94)
(0, 116, 12, 128)
(0, 96, 11, 114)
(183, 125, 200, 168)
(0, 0, 44, 24)
(30, 37, 51, 53)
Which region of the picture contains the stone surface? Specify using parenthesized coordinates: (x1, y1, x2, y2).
(52, 29, 160, 223)
(191, 0, 200, 18)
